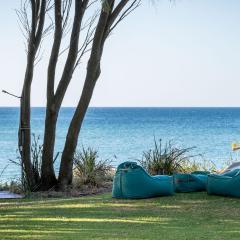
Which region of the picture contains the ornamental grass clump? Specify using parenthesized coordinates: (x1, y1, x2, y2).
(139, 138, 197, 175)
(73, 147, 113, 187)
(9, 134, 43, 192)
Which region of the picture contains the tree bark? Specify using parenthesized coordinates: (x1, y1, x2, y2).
(19, 0, 47, 190)
(40, 108, 59, 189)
(58, 0, 114, 189)
(41, 0, 88, 189)
(40, 0, 63, 189)
(58, 67, 100, 189)
(19, 53, 36, 189)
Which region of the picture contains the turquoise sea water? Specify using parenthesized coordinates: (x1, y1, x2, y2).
(0, 107, 240, 181)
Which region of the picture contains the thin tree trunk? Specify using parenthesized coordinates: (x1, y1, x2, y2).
(19, 55, 36, 189)
(40, 107, 59, 189)
(58, 1, 113, 188)
(58, 0, 140, 190)
(18, 0, 47, 190)
(40, 0, 62, 189)
(58, 67, 100, 189)
(41, 0, 88, 189)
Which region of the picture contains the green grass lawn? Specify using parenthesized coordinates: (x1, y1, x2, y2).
(0, 192, 240, 240)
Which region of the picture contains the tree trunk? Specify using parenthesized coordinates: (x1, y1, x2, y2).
(40, 0, 62, 190)
(41, 0, 88, 190)
(18, 0, 47, 191)
(58, 2, 112, 189)
(19, 72, 36, 189)
(40, 105, 58, 190)
(58, 67, 100, 189)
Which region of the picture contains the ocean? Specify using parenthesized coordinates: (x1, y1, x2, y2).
(0, 107, 240, 181)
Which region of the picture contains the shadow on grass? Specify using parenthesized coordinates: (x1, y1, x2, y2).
(0, 192, 240, 239)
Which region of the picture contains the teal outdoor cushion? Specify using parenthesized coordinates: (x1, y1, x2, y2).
(207, 169, 240, 198)
(112, 162, 175, 199)
(191, 171, 210, 175)
(173, 172, 208, 193)
(221, 169, 240, 177)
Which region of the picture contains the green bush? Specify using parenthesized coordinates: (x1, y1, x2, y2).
(0, 181, 22, 194)
(139, 138, 198, 175)
(182, 158, 216, 173)
(9, 134, 43, 192)
(9, 134, 61, 193)
(73, 147, 113, 187)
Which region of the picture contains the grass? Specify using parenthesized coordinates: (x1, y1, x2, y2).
(0, 192, 240, 239)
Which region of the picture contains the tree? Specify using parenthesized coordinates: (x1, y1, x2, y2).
(17, 0, 50, 189)
(18, 0, 141, 191)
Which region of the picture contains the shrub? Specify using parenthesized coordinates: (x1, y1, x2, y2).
(30, 134, 43, 184)
(10, 134, 43, 192)
(0, 181, 22, 194)
(139, 138, 198, 175)
(73, 147, 113, 187)
(182, 158, 216, 173)
(9, 134, 60, 193)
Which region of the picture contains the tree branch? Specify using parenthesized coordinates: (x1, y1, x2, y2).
(35, 0, 47, 48)
(47, 0, 63, 101)
(109, 0, 141, 34)
(54, 0, 89, 109)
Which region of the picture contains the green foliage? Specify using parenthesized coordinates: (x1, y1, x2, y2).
(31, 134, 43, 183)
(182, 158, 217, 173)
(9, 134, 43, 193)
(73, 147, 113, 187)
(139, 138, 198, 175)
(0, 181, 22, 194)
(9, 134, 60, 193)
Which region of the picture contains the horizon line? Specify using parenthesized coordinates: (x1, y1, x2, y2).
(1, 106, 240, 108)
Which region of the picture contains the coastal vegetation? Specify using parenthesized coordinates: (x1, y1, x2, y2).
(5, 141, 113, 196)
(0, 192, 240, 239)
(139, 138, 199, 175)
(1, 137, 218, 196)
(139, 138, 216, 175)
(73, 147, 113, 187)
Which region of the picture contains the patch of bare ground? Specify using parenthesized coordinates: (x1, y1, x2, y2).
(30, 182, 112, 199)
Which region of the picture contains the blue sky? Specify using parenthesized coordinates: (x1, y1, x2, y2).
(1, 0, 240, 107)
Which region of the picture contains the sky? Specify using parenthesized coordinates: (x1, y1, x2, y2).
(0, 0, 240, 107)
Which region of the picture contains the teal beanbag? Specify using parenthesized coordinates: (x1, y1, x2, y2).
(191, 171, 210, 175)
(112, 162, 175, 199)
(174, 172, 208, 193)
(221, 169, 240, 177)
(207, 169, 240, 198)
